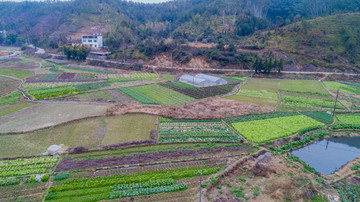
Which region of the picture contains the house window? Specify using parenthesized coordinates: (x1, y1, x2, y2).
(94, 40, 97, 42)
(83, 40, 86, 43)
(88, 40, 92, 42)
(94, 45, 97, 48)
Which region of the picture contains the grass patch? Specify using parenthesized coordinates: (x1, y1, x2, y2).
(0, 91, 22, 107)
(101, 115, 158, 146)
(279, 80, 328, 94)
(0, 69, 32, 79)
(0, 102, 37, 118)
(0, 118, 104, 158)
(224, 94, 277, 107)
(0, 76, 21, 97)
(241, 78, 279, 93)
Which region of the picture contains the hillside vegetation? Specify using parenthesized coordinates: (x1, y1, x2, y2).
(252, 13, 360, 72)
(1, 0, 360, 71)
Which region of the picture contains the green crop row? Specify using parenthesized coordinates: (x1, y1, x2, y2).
(0, 156, 58, 167)
(0, 167, 51, 178)
(132, 73, 157, 79)
(0, 177, 21, 187)
(75, 82, 110, 91)
(28, 86, 81, 99)
(282, 96, 343, 109)
(336, 113, 360, 124)
(159, 122, 239, 143)
(46, 179, 177, 201)
(303, 112, 334, 124)
(49, 166, 220, 192)
(111, 179, 175, 191)
(109, 183, 188, 199)
(168, 81, 196, 89)
(54, 173, 71, 181)
(324, 82, 360, 95)
(43, 73, 59, 80)
(231, 115, 324, 143)
(132, 84, 196, 106)
(159, 117, 220, 123)
(119, 87, 159, 104)
(0, 91, 21, 107)
(237, 89, 277, 100)
(225, 112, 298, 124)
(62, 66, 117, 74)
(159, 137, 241, 143)
(331, 123, 360, 130)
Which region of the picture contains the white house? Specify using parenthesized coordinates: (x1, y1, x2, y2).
(81, 34, 103, 49)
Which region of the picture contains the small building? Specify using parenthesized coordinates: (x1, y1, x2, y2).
(0, 30, 7, 38)
(88, 51, 111, 60)
(69, 39, 82, 46)
(179, 74, 227, 87)
(81, 34, 103, 49)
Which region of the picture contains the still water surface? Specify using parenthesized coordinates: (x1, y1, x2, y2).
(291, 136, 360, 175)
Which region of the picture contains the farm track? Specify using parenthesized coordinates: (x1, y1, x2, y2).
(49, 53, 360, 76)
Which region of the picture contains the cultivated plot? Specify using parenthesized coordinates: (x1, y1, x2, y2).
(0, 75, 21, 97)
(101, 114, 158, 146)
(0, 103, 110, 133)
(230, 114, 324, 143)
(324, 81, 360, 95)
(158, 118, 241, 143)
(132, 84, 196, 106)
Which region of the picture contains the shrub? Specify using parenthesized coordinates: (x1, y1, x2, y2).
(67, 146, 89, 154)
(54, 173, 70, 181)
(41, 174, 50, 182)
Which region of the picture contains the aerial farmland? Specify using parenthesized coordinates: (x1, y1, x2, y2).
(0, 46, 359, 202)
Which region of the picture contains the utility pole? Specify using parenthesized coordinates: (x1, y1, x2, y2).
(170, 53, 173, 69)
(199, 172, 202, 202)
(332, 89, 339, 117)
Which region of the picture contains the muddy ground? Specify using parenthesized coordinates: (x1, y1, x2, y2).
(205, 153, 340, 202)
(106, 98, 274, 120)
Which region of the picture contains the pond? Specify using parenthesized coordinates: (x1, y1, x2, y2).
(291, 136, 360, 175)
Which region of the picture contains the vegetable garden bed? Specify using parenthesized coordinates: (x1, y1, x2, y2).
(131, 84, 196, 106)
(158, 120, 241, 143)
(230, 115, 324, 143)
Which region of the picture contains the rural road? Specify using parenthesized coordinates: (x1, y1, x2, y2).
(48, 53, 360, 76)
(28, 44, 45, 54)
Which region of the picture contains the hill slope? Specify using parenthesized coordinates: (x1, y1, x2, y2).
(253, 13, 360, 73)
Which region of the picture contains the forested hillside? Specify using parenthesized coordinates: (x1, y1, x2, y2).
(249, 13, 360, 72)
(0, 0, 359, 71)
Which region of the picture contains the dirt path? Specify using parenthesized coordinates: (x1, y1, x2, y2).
(320, 81, 350, 111)
(106, 98, 274, 120)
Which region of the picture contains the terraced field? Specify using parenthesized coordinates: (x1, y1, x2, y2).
(0, 75, 21, 97)
(131, 84, 196, 106)
(229, 114, 324, 143)
(158, 118, 241, 143)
